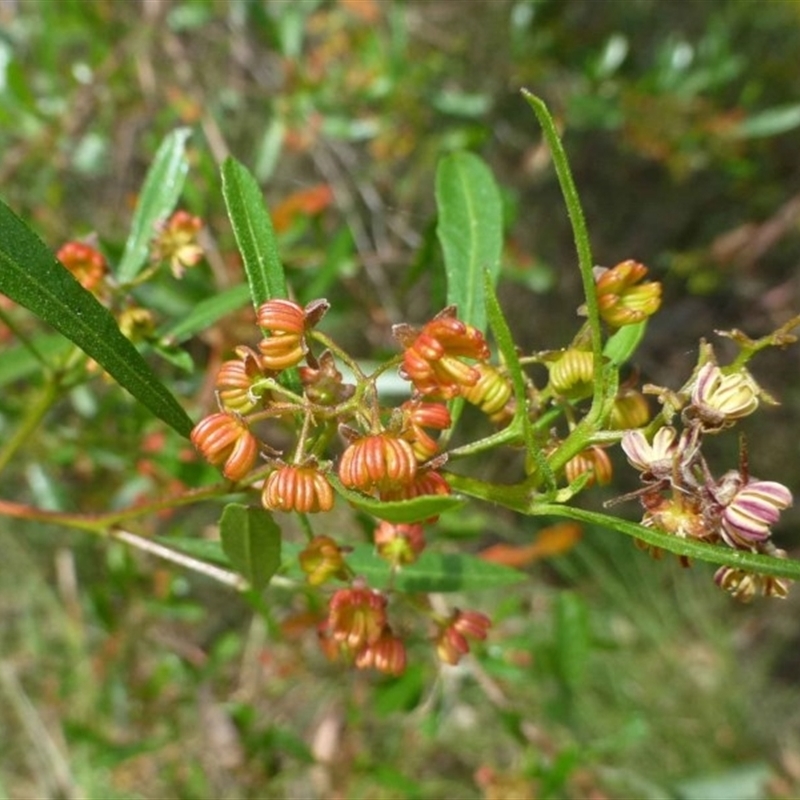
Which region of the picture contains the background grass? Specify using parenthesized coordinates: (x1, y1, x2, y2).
(2, 1, 800, 797)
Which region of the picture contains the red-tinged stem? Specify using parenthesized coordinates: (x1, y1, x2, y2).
(0, 481, 244, 534)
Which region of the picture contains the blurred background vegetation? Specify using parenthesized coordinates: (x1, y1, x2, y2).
(2, 1, 800, 797)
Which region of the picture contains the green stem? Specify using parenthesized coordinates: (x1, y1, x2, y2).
(484, 272, 556, 489)
(0, 307, 50, 367)
(251, 378, 305, 405)
(522, 90, 606, 425)
(310, 330, 370, 381)
(446, 421, 522, 459)
(0, 376, 59, 475)
(297, 513, 315, 542)
(366, 352, 405, 382)
(547, 363, 619, 475)
(292, 410, 315, 462)
(111, 528, 251, 590)
(530, 502, 800, 581)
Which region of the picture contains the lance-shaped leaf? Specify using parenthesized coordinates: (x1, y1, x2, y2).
(167, 535, 525, 593)
(0, 199, 194, 438)
(280, 542, 525, 592)
(220, 504, 281, 592)
(221, 157, 288, 310)
(331, 477, 466, 523)
(604, 319, 647, 367)
(350, 548, 526, 592)
(159, 283, 251, 343)
(554, 591, 590, 694)
(436, 151, 503, 332)
(117, 127, 192, 283)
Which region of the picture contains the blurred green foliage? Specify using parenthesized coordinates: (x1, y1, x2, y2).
(2, 1, 800, 798)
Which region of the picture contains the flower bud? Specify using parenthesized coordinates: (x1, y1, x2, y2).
(595, 260, 662, 328)
(299, 535, 349, 585)
(374, 521, 426, 566)
(298, 350, 354, 406)
(262, 464, 334, 514)
(57, 241, 106, 292)
(354, 627, 407, 676)
(436, 609, 491, 666)
(327, 582, 387, 650)
(257, 298, 306, 335)
(117, 306, 155, 342)
(257, 299, 307, 370)
(190, 412, 259, 481)
(151, 210, 204, 278)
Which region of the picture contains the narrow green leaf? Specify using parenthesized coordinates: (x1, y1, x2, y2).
(331, 477, 466, 523)
(0, 199, 194, 437)
(221, 157, 288, 310)
(674, 764, 773, 800)
(149, 341, 194, 372)
(554, 591, 590, 693)
(521, 90, 604, 419)
(281, 541, 524, 592)
(436, 151, 503, 331)
(117, 128, 192, 283)
(725, 103, 800, 140)
(220, 503, 282, 591)
(604, 320, 647, 367)
(484, 272, 529, 436)
(254, 116, 286, 182)
(485, 272, 553, 487)
(159, 283, 250, 343)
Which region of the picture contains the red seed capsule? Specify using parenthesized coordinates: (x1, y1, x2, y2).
(262, 465, 334, 514)
(190, 412, 258, 481)
(338, 433, 417, 493)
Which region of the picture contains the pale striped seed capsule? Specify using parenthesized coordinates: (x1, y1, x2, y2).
(719, 478, 792, 549)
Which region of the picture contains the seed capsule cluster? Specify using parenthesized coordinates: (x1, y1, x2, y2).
(189, 300, 509, 674)
(618, 357, 793, 601)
